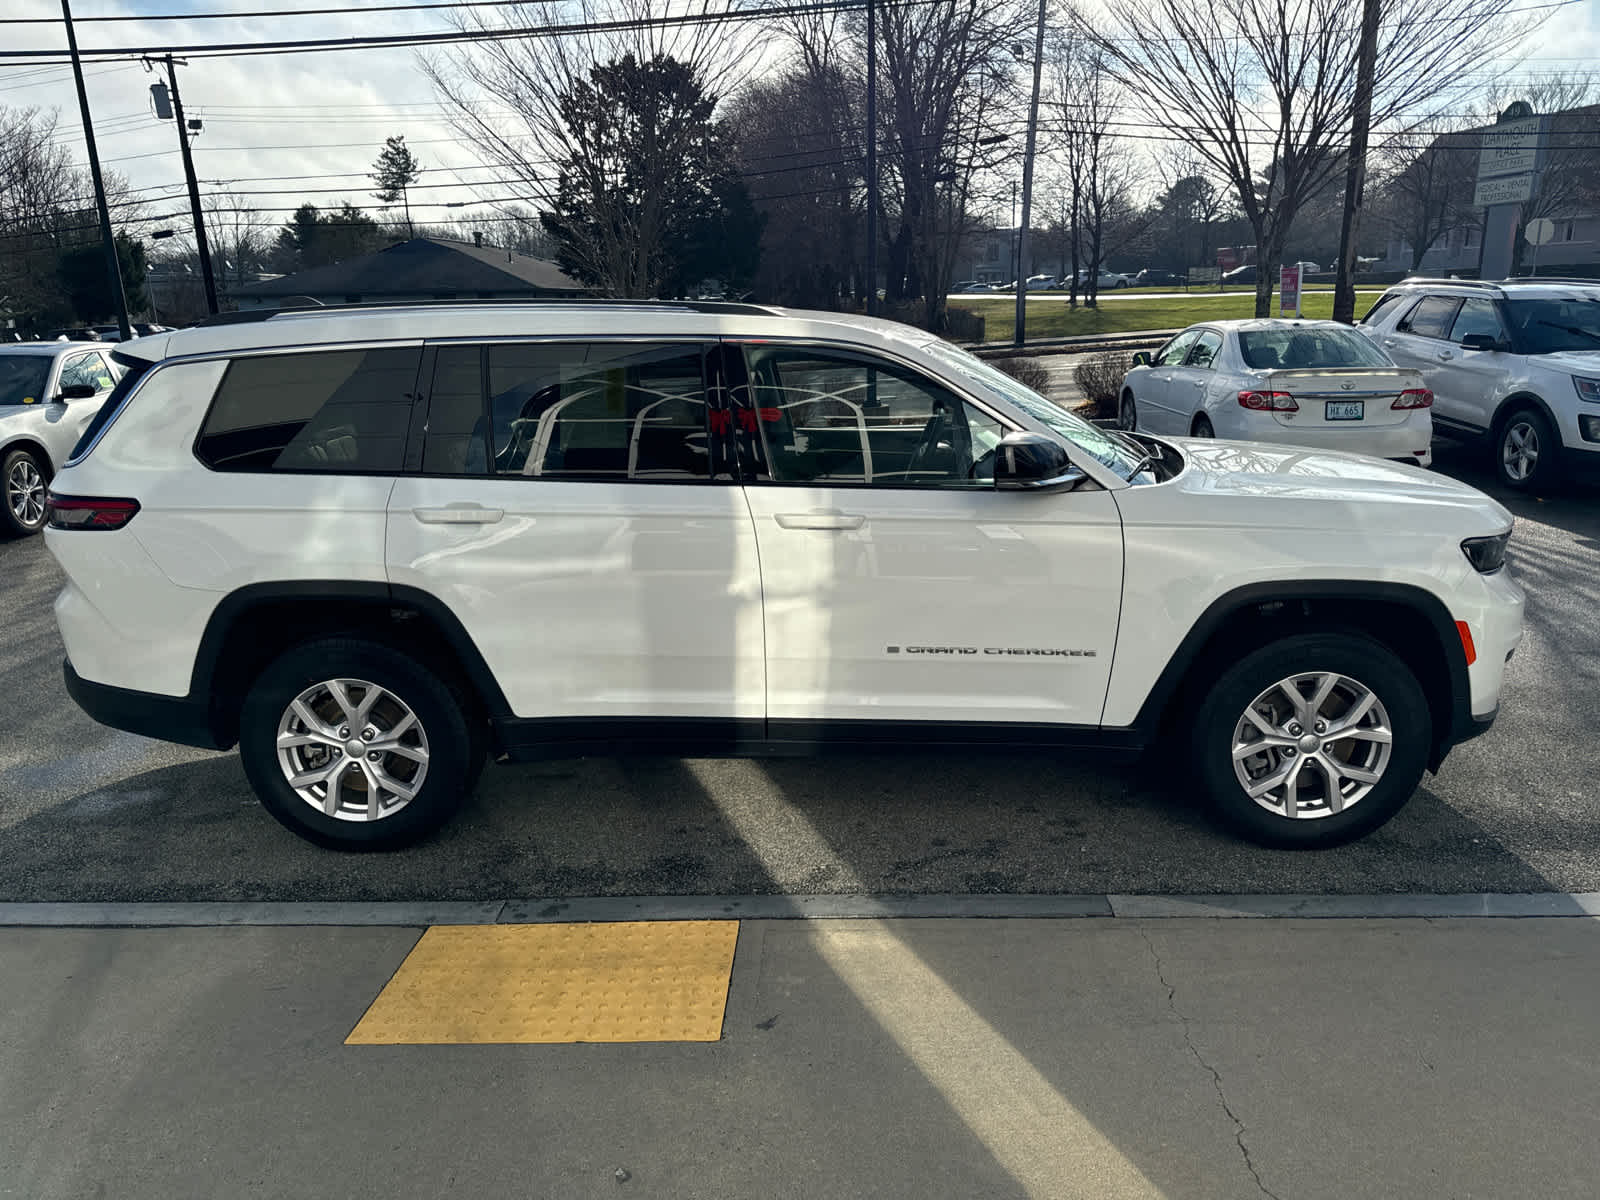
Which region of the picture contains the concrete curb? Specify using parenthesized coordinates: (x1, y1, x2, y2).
(1, 893, 1597, 927)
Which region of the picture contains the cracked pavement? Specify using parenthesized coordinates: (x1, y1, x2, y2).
(4, 916, 1598, 1199)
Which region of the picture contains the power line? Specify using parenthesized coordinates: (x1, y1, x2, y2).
(2, 0, 553, 24)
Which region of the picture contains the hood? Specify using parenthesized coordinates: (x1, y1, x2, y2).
(1162, 437, 1512, 533)
(1534, 350, 1600, 377)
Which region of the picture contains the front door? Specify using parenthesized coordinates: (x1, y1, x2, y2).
(387, 339, 765, 736)
(727, 341, 1123, 734)
(1139, 329, 1201, 433)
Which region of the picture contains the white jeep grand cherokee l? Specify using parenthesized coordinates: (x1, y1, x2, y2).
(47, 302, 1523, 851)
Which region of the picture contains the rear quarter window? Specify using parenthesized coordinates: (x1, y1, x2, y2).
(195, 347, 421, 473)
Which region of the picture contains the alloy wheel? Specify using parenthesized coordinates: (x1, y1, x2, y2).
(1501, 420, 1539, 483)
(6, 458, 45, 528)
(275, 678, 431, 822)
(1231, 671, 1394, 820)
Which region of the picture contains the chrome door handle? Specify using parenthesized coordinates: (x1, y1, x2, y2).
(1192, 379, 1206, 387)
(412, 504, 505, 525)
(1383, 339, 1398, 348)
(775, 510, 865, 531)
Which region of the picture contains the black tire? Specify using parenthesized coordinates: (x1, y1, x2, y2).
(238, 638, 482, 850)
(1494, 406, 1561, 492)
(1191, 414, 1215, 438)
(1190, 633, 1431, 849)
(1119, 390, 1138, 431)
(1, 447, 49, 538)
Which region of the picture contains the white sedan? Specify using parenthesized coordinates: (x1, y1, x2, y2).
(1118, 319, 1435, 467)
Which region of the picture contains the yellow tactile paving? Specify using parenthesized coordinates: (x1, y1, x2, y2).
(345, 921, 739, 1045)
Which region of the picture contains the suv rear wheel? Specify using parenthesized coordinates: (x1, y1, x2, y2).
(1495, 406, 1560, 492)
(238, 638, 482, 850)
(1190, 633, 1430, 848)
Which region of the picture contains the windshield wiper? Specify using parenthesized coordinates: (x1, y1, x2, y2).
(1536, 320, 1600, 345)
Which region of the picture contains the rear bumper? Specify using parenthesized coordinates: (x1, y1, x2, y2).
(63, 659, 230, 750)
(1233, 417, 1435, 466)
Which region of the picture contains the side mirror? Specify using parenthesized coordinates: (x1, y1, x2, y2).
(1131, 351, 1152, 367)
(994, 432, 1085, 491)
(1460, 333, 1507, 353)
(55, 383, 98, 401)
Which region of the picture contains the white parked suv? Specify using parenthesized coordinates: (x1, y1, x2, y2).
(1359, 277, 1600, 490)
(47, 302, 1523, 851)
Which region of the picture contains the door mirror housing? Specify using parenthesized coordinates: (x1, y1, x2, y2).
(994, 432, 1085, 491)
(1131, 351, 1152, 367)
(1460, 333, 1508, 353)
(55, 383, 98, 401)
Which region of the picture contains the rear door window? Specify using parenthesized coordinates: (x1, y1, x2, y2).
(195, 346, 422, 472)
(418, 342, 717, 481)
(1396, 295, 1462, 340)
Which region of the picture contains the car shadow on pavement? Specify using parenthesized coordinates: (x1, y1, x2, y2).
(0, 739, 1573, 902)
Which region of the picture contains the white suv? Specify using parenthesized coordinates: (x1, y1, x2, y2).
(1359, 278, 1600, 490)
(47, 302, 1523, 851)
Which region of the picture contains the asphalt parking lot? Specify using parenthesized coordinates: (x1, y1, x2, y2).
(1, 438, 1595, 903)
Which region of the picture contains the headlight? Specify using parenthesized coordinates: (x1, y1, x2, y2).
(1461, 531, 1510, 573)
(1575, 376, 1600, 404)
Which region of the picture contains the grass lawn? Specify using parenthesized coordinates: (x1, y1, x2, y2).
(954, 290, 1363, 341)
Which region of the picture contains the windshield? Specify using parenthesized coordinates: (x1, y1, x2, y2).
(1503, 298, 1600, 354)
(922, 340, 1151, 478)
(1238, 326, 1391, 369)
(0, 355, 52, 407)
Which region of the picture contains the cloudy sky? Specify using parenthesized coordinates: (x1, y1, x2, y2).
(3, 0, 1598, 244)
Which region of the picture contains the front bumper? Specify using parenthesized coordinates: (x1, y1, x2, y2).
(64, 659, 230, 750)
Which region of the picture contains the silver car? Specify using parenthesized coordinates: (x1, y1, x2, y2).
(1, 343, 123, 536)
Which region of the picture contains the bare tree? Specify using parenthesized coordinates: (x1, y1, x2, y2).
(421, 0, 765, 296)
(1375, 120, 1477, 270)
(1044, 28, 1143, 306)
(1090, 0, 1538, 314)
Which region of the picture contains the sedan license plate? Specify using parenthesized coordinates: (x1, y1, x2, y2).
(1325, 400, 1364, 421)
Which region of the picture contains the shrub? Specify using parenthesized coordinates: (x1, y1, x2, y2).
(991, 356, 1052, 393)
(1073, 351, 1135, 418)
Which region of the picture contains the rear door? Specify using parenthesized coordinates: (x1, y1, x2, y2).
(1380, 294, 1461, 374)
(386, 338, 765, 739)
(728, 341, 1123, 733)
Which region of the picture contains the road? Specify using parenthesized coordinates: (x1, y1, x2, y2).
(0, 438, 1595, 902)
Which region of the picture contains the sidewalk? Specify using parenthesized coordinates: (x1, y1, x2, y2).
(3, 914, 1597, 1199)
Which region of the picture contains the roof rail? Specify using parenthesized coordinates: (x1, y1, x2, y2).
(1505, 276, 1600, 286)
(1397, 277, 1504, 291)
(194, 296, 779, 328)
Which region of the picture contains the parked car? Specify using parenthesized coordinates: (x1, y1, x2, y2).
(1288, 261, 1322, 275)
(1221, 264, 1258, 286)
(46, 328, 105, 342)
(1135, 268, 1187, 287)
(1358, 277, 1600, 490)
(49, 301, 1520, 851)
(0, 342, 124, 536)
(1119, 319, 1434, 466)
(1077, 269, 1131, 289)
(952, 280, 982, 293)
(1025, 274, 1058, 290)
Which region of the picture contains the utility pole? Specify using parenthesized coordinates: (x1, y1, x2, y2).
(865, 0, 878, 317)
(1014, 0, 1047, 347)
(151, 55, 218, 315)
(1333, 0, 1380, 325)
(61, 0, 131, 341)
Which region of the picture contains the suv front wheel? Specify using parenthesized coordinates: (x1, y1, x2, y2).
(1191, 634, 1430, 848)
(1495, 407, 1560, 492)
(238, 638, 482, 850)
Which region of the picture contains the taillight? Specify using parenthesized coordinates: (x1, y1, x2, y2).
(44, 492, 140, 531)
(1392, 388, 1433, 409)
(1238, 390, 1298, 412)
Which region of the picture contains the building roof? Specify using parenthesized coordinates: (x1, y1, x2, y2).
(235, 237, 585, 299)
